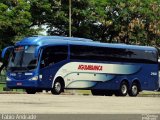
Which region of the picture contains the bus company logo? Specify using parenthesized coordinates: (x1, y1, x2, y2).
(78, 64, 103, 71)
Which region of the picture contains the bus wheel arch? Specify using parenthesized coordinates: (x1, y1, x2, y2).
(128, 80, 141, 97)
(115, 79, 129, 96)
(51, 77, 65, 95)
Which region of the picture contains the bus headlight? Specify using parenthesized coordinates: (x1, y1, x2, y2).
(30, 76, 38, 81)
(6, 77, 11, 81)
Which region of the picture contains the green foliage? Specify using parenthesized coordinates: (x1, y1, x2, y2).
(44, 0, 160, 46)
(88, 0, 160, 46)
(0, 0, 39, 52)
(0, 0, 160, 49)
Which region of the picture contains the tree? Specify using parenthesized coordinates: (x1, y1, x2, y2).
(0, 0, 38, 73)
(22, 0, 160, 46)
(46, 0, 95, 39)
(90, 0, 160, 46)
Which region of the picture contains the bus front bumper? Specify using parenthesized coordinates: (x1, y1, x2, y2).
(6, 80, 38, 89)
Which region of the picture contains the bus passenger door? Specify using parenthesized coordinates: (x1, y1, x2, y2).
(38, 46, 68, 89)
(39, 48, 55, 89)
(39, 66, 54, 89)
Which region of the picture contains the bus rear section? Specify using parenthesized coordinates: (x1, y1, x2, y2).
(54, 62, 158, 97)
(158, 59, 160, 91)
(58, 44, 159, 96)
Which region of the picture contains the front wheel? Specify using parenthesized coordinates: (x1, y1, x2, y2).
(51, 80, 63, 95)
(128, 83, 139, 97)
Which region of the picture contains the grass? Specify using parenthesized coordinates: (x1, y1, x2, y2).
(76, 90, 91, 95)
(0, 83, 5, 91)
(140, 91, 160, 94)
(138, 91, 160, 97)
(65, 90, 91, 95)
(0, 83, 25, 93)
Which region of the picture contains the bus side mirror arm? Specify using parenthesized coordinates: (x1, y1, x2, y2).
(35, 46, 42, 58)
(1, 46, 14, 59)
(34, 45, 48, 58)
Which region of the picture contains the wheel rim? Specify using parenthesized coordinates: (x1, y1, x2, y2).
(121, 84, 127, 95)
(55, 82, 61, 93)
(132, 85, 138, 95)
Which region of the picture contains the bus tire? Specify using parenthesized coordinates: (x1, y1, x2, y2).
(26, 89, 36, 94)
(115, 81, 128, 96)
(128, 83, 139, 97)
(91, 90, 104, 96)
(51, 80, 64, 95)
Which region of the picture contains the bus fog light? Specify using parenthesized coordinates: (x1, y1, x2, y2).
(30, 76, 38, 81)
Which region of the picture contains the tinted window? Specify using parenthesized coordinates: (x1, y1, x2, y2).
(127, 49, 157, 63)
(70, 45, 157, 64)
(41, 46, 68, 68)
(8, 46, 37, 72)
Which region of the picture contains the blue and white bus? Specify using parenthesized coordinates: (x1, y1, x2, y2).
(1, 36, 159, 96)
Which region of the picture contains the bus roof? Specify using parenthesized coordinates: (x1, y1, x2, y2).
(16, 36, 93, 45)
(16, 36, 157, 51)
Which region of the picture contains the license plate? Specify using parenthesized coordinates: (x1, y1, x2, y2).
(17, 83, 22, 86)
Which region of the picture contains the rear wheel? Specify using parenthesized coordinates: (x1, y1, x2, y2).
(128, 83, 139, 97)
(115, 81, 128, 96)
(51, 80, 64, 95)
(26, 89, 36, 94)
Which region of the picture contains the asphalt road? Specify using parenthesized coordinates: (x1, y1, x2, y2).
(0, 94, 159, 114)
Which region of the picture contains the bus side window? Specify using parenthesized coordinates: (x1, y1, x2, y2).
(40, 46, 68, 69)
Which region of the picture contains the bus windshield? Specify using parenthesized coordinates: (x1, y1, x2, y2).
(8, 46, 38, 72)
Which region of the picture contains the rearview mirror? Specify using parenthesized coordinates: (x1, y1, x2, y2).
(1, 46, 14, 59)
